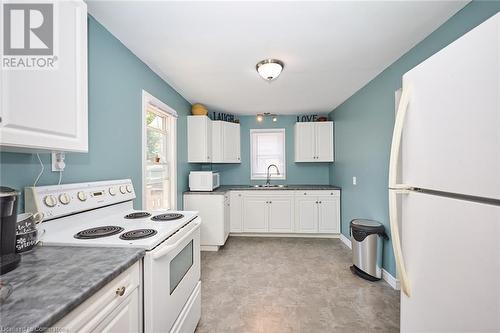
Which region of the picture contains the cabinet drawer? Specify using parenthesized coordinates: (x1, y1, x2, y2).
(52, 261, 142, 333)
(295, 190, 340, 197)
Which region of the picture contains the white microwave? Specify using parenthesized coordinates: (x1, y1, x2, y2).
(189, 171, 220, 191)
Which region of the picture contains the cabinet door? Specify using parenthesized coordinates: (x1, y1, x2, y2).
(243, 196, 268, 232)
(211, 121, 223, 162)
(295, 195, 318, 233)
(318, 196, 340, 233)
(188, 116, 211, 162)
(294, 122, 315, 162)
(91, 288, 140, 333)
(224, 122, 241, 163)
(315, 122, 334, 162)
(268, 196, 294, 232)
(224, 194, 230, 241)
(1, 1, 88, 152)
(229, 192, 243, 232)
(228, 122, 241, 163)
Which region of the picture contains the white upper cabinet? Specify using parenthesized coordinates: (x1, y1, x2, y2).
(188, 116, 240, 163)
(212, 120, 241, 163)
(188, 116, 212, 162)
(294, 122, 334, 162)
(0, 0, 88, 152)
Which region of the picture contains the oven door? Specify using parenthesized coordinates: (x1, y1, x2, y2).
(143, 217, 201, 333)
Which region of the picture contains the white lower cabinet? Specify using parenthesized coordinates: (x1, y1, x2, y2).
(295, 195, 318, 233)
(268, 197, 294, 232)
(52, 262, 142, 333)
(295, 191, 340, 233)
(184, 194, 227, 250)
(242, 194, 294, 233)
(318, 196, 340, 233)
(236, 190, 340, 235)
(243, 196, 269, 232)
(229, 192, 243, 232)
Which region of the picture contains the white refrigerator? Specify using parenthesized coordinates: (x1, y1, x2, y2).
(389, 12, 500, 332)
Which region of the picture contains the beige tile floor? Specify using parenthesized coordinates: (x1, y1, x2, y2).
(196, 237, 399, 333)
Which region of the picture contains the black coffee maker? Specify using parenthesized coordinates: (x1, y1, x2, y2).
(1, 187, 21, 274)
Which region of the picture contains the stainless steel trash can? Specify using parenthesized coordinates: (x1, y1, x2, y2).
(349, 219, 388, 281)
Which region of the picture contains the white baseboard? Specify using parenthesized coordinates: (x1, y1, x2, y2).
(382, 269, 400, 290)
(339, 233, 400, 290)
(201, 245, 220, 252)
(340, 233, 351, 248)
(230, 233, 340, 239)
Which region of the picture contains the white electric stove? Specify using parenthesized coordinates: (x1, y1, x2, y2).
(25, 179, 201, 333)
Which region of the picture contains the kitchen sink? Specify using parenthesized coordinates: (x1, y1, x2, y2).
(252, 184, 287, 188)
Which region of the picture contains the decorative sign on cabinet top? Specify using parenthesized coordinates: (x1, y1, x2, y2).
(296, 115, 329, 122)
(210, 112, 238, 123)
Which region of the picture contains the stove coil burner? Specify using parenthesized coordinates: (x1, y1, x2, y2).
(124, 212, 152, 219)
(151, 213, 184, 222)
(74, 226, 124, 239)
(119, 229, 157, 240)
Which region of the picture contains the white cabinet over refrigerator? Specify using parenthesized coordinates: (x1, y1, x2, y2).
(1, 0, 88, 152)
(388, 12, 500, 333)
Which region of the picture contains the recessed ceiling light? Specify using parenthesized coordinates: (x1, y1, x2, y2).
(256, 114, 264, 122)
(256, 59, 284, 81)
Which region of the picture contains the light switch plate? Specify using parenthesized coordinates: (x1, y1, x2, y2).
(352, 176, 357, 185)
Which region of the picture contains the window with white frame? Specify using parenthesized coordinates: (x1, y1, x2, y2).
(250, 128, 286, 180)
(143, 91, 177, 211)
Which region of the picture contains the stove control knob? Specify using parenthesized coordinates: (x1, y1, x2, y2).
(108, 187, 117, 196)
(126, 185, 132, 193)
(44, 195, 57, 207)
(119, 185, 127, 194)
(59, 193, 71, 205)
(77, 191, 87, 201)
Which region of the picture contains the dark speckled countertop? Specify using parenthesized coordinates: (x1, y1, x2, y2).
(0, 245, 144, 332)
(184, 184, 342, 195)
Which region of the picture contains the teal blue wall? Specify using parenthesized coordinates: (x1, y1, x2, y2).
(329, 1, 500, 276)
(210, 115, 331, 185)
(0, 16, 195, 210)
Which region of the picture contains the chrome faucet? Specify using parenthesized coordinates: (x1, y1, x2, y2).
(266, 164, 280, 186)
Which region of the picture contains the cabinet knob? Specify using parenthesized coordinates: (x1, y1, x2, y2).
(116, 286, 126, 296)
(315, 201, 318, 204)
(319, 201, 322, 204)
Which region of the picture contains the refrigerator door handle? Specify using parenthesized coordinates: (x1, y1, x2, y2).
(389, 84, 412, 297)
(389, 189, 411, 297)
(389, 84, 411, 188)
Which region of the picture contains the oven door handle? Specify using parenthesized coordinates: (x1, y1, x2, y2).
(152, 219, 201, 260)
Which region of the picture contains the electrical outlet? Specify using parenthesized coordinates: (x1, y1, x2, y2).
(352, 176, 357, 185)
(52, 152, 66, 172)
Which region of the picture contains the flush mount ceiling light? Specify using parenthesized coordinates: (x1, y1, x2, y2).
(256, 59, 284, 82)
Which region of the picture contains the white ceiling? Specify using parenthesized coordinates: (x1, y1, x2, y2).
(87, 1, 467, 115)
